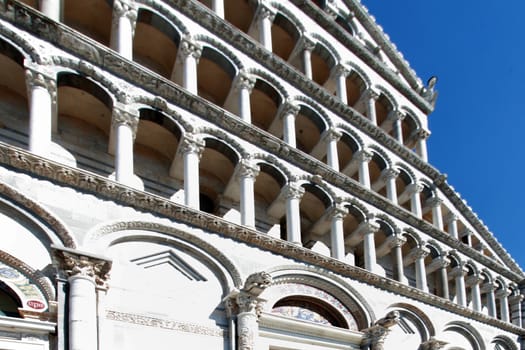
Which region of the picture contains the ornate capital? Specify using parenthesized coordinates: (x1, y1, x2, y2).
(406, 183, 424, 194)
(322, 128, 342, 143)
(112, 106, 139, 134)
(481, 282, 496, 294)
(421, 337, 448, 350)
(509, 294, 524, 305)
(282, 183, 305, 200)
(444, 212, 458, 223)
(381, 167, 399, 181)
(328, 203, 348, 220)
(364, 88, 380, 101)
(495, 288, 511, 299)
(236, 159, 260, 180)
(426, 196, 443, 208)
(355, 149, 373, 163)
(465, 274, 484, 287)
(53, 247, 111, 287)
(235, 71, 256, 92)
(361, 311, 400, 350)
(333, 64, 350, 77)
(179, 133, 205, 156)
(179, 37, 202, 59)
(278, 101, 300, 119)
(413, 247, 430, 260)
(300, 34, 316, 52)
(25, 67, 56, 92)
(387, 235, 406, 249)
(450, 265, 468, 278)
(362, 220, 381, 235)
(387, 110, 405, 122)
(257, 4, 276, 21)
(113, 0, 138, 21)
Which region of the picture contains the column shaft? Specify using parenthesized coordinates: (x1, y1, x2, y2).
(455, 273, 467, 307)
(487, 288, 497, 317)
(394, 245, 405, 284)
(28, 83, 53, 156)
(302, 49, 312, 79)
(471, 282, 482, 312)
(440, 267, 449, 299)
(500, 295, 510, 323)
(183, 54, 198, 94)
(114, 122, 135, 185)
(212, 0, 225, 18)
(363, 231, 377, 272)
(184, 151, 200, 209)
(335, 73, 347, 104)
(432, 201, 444, 230)
(239, 85, 252, 123)
(415, 254, 428, 292)
(40, 0, 61, 21)
(330, 213, 345, 260)
(366, 94, 378, 125)
(283, 112, 296, 147)
(69, 276, 97, 350)
(326, 131, 340, 171)
(260, 15, 273, 51)
(286, 196, 302, 245)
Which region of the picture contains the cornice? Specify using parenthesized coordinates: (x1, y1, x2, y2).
(0, 146, 522, 335)
(0, 2, 521, 276)
(289, 0, 429, 111)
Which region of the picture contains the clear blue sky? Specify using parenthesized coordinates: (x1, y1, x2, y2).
(361, 1, 525, 270)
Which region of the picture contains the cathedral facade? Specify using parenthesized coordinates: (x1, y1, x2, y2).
(0, 0, 523, 349)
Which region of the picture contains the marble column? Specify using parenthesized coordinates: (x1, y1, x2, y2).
(110, 0, 138, 60)
(438, 260, 450, 299)
(388, 110, 405, 143)
(414, 247, 430, 292)
(178, 37, 202, 94)
(445, 212, 459, 239)
(25, 66, 56, 157)
(53, 248, 111, 350)
(466, 275, 483, 312)
(382, 168, 400, 204)
(234, 71, 256, 123)
(356, 150, 373, 189)
(279, 102, 300, 147)
(324, 128, 342, 171)
(363, 221, 381, 273)
(364, 89, 380, 125)
(496, 288, 510, 323)
(428, 197, 444, 230)
(256, 5, 276, 51)
(179, 134, 205, 209)
(112, 106, 139, 187)
(212, 0, 225, 18)
(237, 160, 260, 228)
(481, 282, 497, 317)
(40, 0, 61, 21)
(300, 36, 316, 79)
(451, 265, 468, 307)
(415, 129, 430, 162)
(407, 183, 424, 219)
(228, 272, 272, 350)
(333, 64, 350, 104)
(283, 183, 305, 245)
(390, 235, 407, 284)
(330, 204, 348, 260)
(509, 294, 524, 327)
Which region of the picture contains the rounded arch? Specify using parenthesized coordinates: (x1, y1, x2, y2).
(251, 153, 293, 181)
(447, 251, 464, 267)
(194, 35, 244, 72)
(268, 2, 306, 34)
(135, 0, 190, 36)
(403, 228, 424, 247)
(292, 96, 333, 129)
(343, 61, 372, 88)
(388, 302, 436, 339)
(310, 33, 341, 63)
(442, 321, 486, 350)
(0, 180, 76, 248)
(491, 335, 518, 350)
(373, 85, 399, 110)
(336, 124, 365, 150)
(82, 220, 243, 289)
(394, 162, 417, 184)
(132, 95, 194, 133)
(246, 68, 289, 101)
(194, 127, 247, 159)
(425, 240, 446, 258)
(261, 265, 375, 329)
(0, 250, 55, 304)
(339, 198, 369, 222)
(0, 30, 44, 65)
(367, 144, 393, 169)
(480, 268, 494, 284)
(374, 214, 398, 236)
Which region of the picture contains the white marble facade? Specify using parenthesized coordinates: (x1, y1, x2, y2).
(0, 1, 522, 350)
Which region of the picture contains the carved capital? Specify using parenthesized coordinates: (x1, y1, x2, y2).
(113, 0, 138, 21)
(235, 71, 256, 92)
(426, 196, 443, 208)
(362, 311, 400, 350)
(333, 64, 350, 78)
(406, 183, 424, 194)
(509, 294, 524, 305)
(257, 4, 276, 21)
(381, 168, 399, 181)
(322, 128, 342, 143)
(328, 203, 348, 220)
(364, 88, 380, 101)
(495, 288, 511, 299)
(300, 34, 316, 52)
(282, 183, 305, 200)
(450, 265, 468, 278)
(444, 212, 458, 223)
(53, 247, 111, 287)
(112, 106, 139, 134)
(25, 68, 56, 92)
(236, 159, 260, 179)
(355, 149, 373, 163)
(421, 337, 448, 350)
(179, 37, 202, 59)
(236, 292, 258, 314)
(363, 220, 381, 235)
(179, 133, 205, 156)
(278, 101, 300, 119)
(465, 274, 484, 287)
(387, 235, 406, 249)
(413, 247, 430, 260)
(387, 110, 405, 122)
(481, 282, 497, 294)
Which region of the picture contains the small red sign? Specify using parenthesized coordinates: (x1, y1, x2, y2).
(26, 300, 45, 310)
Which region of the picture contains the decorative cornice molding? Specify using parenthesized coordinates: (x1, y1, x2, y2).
(0, 148, 523, 335)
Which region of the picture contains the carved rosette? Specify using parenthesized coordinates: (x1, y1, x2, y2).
(179, 37, 203, 60)
(54, 249, 112, 287)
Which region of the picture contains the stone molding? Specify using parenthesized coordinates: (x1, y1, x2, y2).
(2, 4, 518, 276)
(0, 149, 523, 335)
(105, 310, 226, 337)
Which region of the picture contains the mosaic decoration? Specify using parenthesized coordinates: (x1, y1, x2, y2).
(272, 305, 331, 325)
(0, 262, 47, 311)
